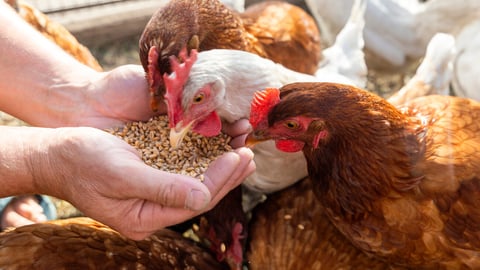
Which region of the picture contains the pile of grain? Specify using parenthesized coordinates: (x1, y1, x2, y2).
(106, 115, 233, 180)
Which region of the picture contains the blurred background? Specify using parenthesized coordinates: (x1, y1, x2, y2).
(22, 0, 165, 69)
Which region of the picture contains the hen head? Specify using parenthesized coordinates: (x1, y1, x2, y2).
(139, 2, 200, 112)
(200, 219, 244, 270)
(246, 82, 401, 151)
(246, 84, 333, 152)
(164, 48, 226, 148)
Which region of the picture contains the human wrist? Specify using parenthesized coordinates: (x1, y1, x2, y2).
(0, 125, 93, 201)
(24, 126, 95, 201)
(41, 68, 103, 127)
(0, 126, 57, 197)
(0, 3, 103, 128)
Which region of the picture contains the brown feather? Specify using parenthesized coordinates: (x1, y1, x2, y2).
(0, 217, 227, 269)
(250, 82, 480, 269)
(247, 177, 391, 270)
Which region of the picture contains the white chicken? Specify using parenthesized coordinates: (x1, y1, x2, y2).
(306, 0, 480, 70)
(164, 0, 367, 204)
(452, 19, 480, 101)
(315, 0, 367, 88)
(388, 32, 456, 106)
(220, 0, 244, 12)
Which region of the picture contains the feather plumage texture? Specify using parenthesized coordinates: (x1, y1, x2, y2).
(165, 0, 368, 194)
(316, 0, 367, 88)
(452, 19, 480, 101)
(0, 217, 227, 270)
(248, 82, 480, 269)
(306, 0, 480, 70)
(247, 177, 391, 270)
(388, 32, 456, 107)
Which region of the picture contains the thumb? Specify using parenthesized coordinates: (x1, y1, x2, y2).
(128, 164, 212, 211)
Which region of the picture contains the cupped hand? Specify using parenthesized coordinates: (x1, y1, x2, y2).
(74, 65, 166, 129)
(34, 127, 255, 240)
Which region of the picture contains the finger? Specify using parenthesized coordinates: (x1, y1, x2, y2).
(209, 148, 255, 206)
(222, 119, 251, 137)
(203, 147, 255, 207)
(125, 162, 212, 211)
(2, 208, 35, 229)
(221, 147, 255, 186)
(229, 133, 248, 149)
(116, 149, 255, 240)
(11, 196, 46, 221)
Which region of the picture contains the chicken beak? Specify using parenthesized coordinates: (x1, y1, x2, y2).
(245, 131, 267, 148)
(169, 120, 194, 148)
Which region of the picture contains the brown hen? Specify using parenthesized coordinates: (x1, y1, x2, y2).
(247, 83, 480, 269)
(184, 186, 247, 270)
(0, 217, 227, 270)
(247, 177, 390, 270)
(139, 0, 321, 111)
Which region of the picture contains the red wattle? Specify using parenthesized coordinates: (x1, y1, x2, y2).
(275, 140, 304, 152)
(193, 111, 222, 137)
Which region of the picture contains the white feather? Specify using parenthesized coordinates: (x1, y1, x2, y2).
(388, 33, 456, 106)
(452, 19, 480, 101)
(306, 0, 480, 69)
(316, 0, 367, 88)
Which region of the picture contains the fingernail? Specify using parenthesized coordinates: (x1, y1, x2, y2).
(185, 189, 209, 211)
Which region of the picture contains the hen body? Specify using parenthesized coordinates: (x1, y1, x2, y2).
(387, 32, 455, 107)
(306, 0, 480, 70)
(247, 177, 390, 270)
(452, 19, 480, 101)
(0, 217, 227, 270)
(248, 82, 480, 269)
(139, 0, 320, 110)
(191, 186, 247, 270)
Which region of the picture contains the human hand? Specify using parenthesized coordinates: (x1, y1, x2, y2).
(222, 118, 252, 149)
(32, 127, 255, 240)
(0, 195, 47, 230)
(72, 65, 165, 129)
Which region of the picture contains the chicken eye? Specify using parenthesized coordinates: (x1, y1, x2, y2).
(284, 121, 299, 130)
(193, 93, 205, 104)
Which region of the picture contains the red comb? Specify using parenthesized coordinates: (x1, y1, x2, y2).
(163, 47, 198, 127)
(147, 46, 163, 112)
(249, 88, 280, 129)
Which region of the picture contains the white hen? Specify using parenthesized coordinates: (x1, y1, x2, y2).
(316, 0, 367, 88)
(164, 0, 366, 201)
(220, 0, 244, 12)
(388, 32, 456, 107)
(306, 0, 480, 69)
(452, 19, 480, 101)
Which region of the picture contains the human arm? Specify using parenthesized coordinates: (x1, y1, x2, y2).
(0, 1, 164, 128)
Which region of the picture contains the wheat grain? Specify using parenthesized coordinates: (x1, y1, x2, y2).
(106, 115, 232, 180)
